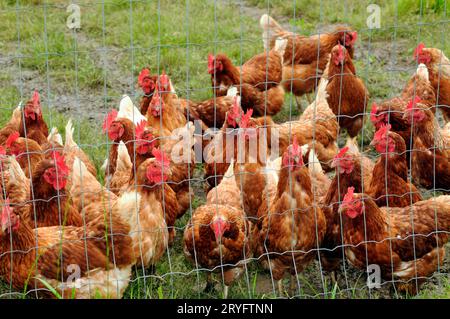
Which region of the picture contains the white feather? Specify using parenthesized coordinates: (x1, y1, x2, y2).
(47, 127, 63, 146)
(226, 86, 238, 97)
(117, 95, 146, 125)
(416, 63, 429, 81)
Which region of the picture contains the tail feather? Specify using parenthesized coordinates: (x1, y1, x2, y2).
(308, 147, 324, 176)
(101, 158, 109, 174)
(274, 38, 287, 63)
(48, 127, 63, 146)
(116, 141, 132, 173)
(264, 156, 282, 183)
(65, 119, 76, 148)
(315, 77, 329, 102)
(118, 95, 146, 125)
(260, 14, 285, 51)
(71, 156, 100, 192)
(5, 156, 30, 212)
(224, 157, 235, 178)
(7, 155, 28, 187)
(345, 136, 360, 155)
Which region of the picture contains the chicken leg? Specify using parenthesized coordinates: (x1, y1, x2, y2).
(223, 285, 229, 299)
(277, 280, 284, 297)
(289, 275, 298, 296)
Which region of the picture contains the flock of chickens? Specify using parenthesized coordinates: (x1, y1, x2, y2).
(0, 14, 449, 299)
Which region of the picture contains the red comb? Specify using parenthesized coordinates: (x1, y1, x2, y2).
(374, 124, 391, 141)
(208, 54, 214, 67)
(413, 43, 425, 59)
(51, 151, 69, 175)
(158, 72, 170, 91)
(32, 90, 40, 107)
(135, 119, 147, 139)
(226, 97, 242, 127)
(152, 148, 170, 168)
(282, 137, 303, 168)
(239, 109, 253, 129)
(102, 109, 118, 134)
(6, 132, 20, 148)
(150, 89, 162, 106)
(406, 96, 422, 110)
(335, 146, 349, 160)
(138, 68, 150, 87)
(343, 186, 355, 205)
(350, 31, 358, 44)
(0, 146, 6, 156)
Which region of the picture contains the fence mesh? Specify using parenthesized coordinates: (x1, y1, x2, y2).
(0, 0, 449, 299)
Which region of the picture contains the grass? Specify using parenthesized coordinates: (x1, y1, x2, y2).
(0, 0, 449, 299)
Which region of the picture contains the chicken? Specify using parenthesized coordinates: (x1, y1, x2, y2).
(184, 159, 251, 298)
(63, 119, 97, 180)
(100, 95, 147, 175)
(260, 14, 357, 103)
(404, 98, 450, 190)
(104, 111, 194, 216)
(21, 151, 82, 228)
(102, 110, 139, 181)
(205, 78, 338, 190)
(208, 38, 286, 96)
(47, 126, 64, 150)
(276, 101, 339, 170)
(401, 63, 437, 111)
(414, 43, 450, 122)
(159, 122, 196, 217)
(137, 68, 158, 115)
(109, 141, 133, 194)
(4, 131, 44, 178)
(339, 188, 450, 294)
(368, 124, 422, 207)
(326, 44, 369, 139)
(307, 147, 331, 202)
(18, 91, 49, 145)
(184, 87, 238, 128)
(0, 103, 22, 145)
(203, 100, 267, 189)
(118, 95, 147, 126)
(70, 157, 118, 219)
(238, 82, 285, 116)
(146, 73, 187, 135)
(0, 190, 140, 298)
(127, 148, 179, 245)
(252, 139, 327, 296)
(319, 145, 374, 277)
(371, 64, 437, 154)
(72, 157, 168, 268)
(234, 146, 298, 220)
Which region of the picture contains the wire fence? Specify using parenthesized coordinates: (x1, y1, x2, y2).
(0, 0, 449, 299)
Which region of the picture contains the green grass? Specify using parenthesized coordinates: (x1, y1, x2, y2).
(0, 0, 449, 299)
